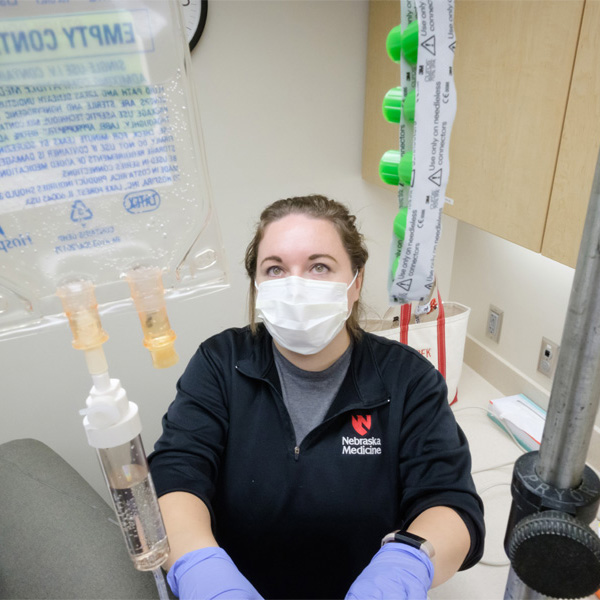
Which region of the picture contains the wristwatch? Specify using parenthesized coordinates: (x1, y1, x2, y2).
(381, 530, 435, 559)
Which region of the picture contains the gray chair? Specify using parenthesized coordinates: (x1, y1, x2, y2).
(0, 438, 171, 600)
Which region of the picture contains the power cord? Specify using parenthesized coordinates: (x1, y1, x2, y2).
(476, 481, 512, 567)
(453, 405, 529, 454)
(472, 461, 515, 476)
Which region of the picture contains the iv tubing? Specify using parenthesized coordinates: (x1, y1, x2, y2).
(153, 567, 169, 600)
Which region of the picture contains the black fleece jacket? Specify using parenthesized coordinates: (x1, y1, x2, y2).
(149, 325, 484, 599)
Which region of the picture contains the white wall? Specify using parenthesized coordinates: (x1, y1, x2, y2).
(4, 0, 575, 504)
(0, 0, 428, 500)
(449, 219, 576, 397)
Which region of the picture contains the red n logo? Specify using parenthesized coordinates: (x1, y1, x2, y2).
(351, 414, 371, 436)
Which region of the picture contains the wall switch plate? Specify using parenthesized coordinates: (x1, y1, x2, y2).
(486, 305, 503, 343)
(538, 337, 559, 378)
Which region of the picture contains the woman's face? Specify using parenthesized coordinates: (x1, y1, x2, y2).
(256, 213, 361, 307)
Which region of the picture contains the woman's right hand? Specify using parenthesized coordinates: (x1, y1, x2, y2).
(157, 492, 262, 598)
(167, 546, 263, 600)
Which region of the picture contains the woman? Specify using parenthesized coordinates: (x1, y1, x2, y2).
(148, 195, 484, 599)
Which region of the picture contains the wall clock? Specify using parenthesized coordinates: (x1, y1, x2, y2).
(180, 0, 208, 51)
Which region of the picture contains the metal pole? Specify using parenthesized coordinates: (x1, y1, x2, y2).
(504, 149, 600, 599)
(536, 147, 600, 489)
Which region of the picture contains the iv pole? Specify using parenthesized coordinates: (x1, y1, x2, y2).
(503, 148, 600, 598)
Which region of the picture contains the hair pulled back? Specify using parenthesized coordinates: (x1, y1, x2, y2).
(244, 194, 369, 339)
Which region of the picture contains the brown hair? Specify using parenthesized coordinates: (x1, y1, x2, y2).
(244, 194, 369, 339)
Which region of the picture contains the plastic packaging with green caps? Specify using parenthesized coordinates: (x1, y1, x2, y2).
(402, 19, 419, 64)
(393, 207, 409, 240)
(382, 88, 416, 124)
(403, 90, 416, 123)
(391, 208, 409, 279)
(382, 87, 403, 123)
(398, 152, 413, 186)
(385, 24, 403, 63)
(379, 150, 401, 186)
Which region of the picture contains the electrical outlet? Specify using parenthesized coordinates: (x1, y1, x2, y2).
(486, 305, 503, 343)
(538, 337, 559, 378)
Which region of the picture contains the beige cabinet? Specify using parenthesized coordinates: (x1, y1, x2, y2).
(362, 0, 600, 268)
(542, 0, 600, 266)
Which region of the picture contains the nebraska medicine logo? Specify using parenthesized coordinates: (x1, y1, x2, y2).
(342, 414, 382, 455)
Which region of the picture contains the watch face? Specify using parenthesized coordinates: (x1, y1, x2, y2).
(180, 0, 208, 51)
(381, 530, 434, 558)
(396, 531, 426, 546)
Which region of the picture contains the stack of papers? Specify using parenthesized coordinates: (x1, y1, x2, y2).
(488, 394, 547, 452)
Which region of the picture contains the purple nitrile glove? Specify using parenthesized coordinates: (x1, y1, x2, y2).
(167, 546, 264, 600)
(345, 542, 434, 600)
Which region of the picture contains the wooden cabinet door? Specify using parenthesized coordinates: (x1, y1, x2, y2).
(542, 0, 600, 268)
(444, 0, 583, 252)
(362, 0, 584, 255)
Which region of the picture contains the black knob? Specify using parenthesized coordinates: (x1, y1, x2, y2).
(508, 510, 600, 598)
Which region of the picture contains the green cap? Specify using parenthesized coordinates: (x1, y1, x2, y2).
(393, 207, 409, 240)
(382, 87, 403, 123)
(402, 20, 419, 64)
(379, 150, 401, 186)
(398, 151, 413, 186)
(403, 89, 416, 123)
(386, 24, 403, 63)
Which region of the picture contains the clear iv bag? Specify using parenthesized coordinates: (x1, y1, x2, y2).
(0, 0, 227, 339)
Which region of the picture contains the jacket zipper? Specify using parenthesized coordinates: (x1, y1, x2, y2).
(244, 369, 302, 461)
(236, 363, 391, 462)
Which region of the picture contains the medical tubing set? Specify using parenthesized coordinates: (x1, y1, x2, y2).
(502, 148, 600, 600)
(57, 276, 176, 583)
(1, 1, 229, 597)
(57, 280, 170, 597)
(380, 0, 457, 306)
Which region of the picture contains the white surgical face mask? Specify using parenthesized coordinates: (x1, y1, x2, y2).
(255, 273, 358, 355)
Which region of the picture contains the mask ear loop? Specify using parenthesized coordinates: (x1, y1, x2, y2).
(345, 270, 361, 320)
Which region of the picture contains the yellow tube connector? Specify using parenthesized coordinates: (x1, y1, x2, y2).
(126, 266, 179, 369)
(56, 280, 109, 376)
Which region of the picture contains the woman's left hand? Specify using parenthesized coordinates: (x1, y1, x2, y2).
(344, 542, 434, 600)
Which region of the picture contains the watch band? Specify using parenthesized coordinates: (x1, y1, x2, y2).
(381, 530, 435, 559)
